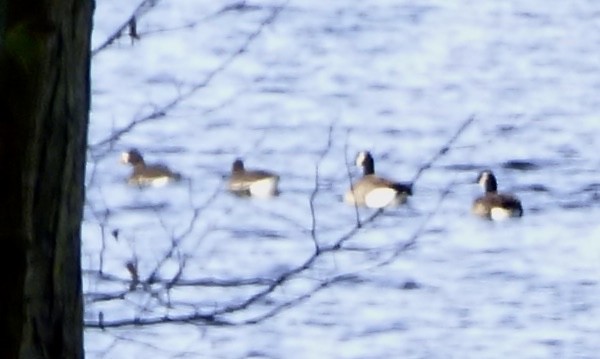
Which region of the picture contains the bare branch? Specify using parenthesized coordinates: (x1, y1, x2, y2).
(410, 114, 476, 184)
(90, 1, 291, 152)
(83, 3, 477, 334)
(308, 123, 336, 252)
(92, 0, 162, 56)
(343, 129, 361, 227)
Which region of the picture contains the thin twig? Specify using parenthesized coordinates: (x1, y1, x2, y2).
(92, 0, 162, 56)
(343, 129, 361, 227)
(308, 123, 335, 252)
(410, 115, 476, 184)
(90, 1, 290, 151)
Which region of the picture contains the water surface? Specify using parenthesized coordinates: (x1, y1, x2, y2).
(85, 0, 600, 358)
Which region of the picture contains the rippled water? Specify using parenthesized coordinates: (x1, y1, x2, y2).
(85, 0, 600, 358)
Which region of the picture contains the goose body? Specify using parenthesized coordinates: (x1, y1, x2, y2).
(228, 159, 279, 198)
(472, 170, 523, 220)
(345, 151, 412, 209)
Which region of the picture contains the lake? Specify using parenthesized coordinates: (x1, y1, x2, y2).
(84, 0, 600, 358)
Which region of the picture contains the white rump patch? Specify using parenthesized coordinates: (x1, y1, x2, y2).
(149, 176, 171, 187)
(364, 187, 398, 209)
(130, 176, 171, 187)
(249, 178, 278, 198)
(490, 207, 513, 221)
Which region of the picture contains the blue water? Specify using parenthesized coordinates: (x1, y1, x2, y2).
(85, 0, 600, 358)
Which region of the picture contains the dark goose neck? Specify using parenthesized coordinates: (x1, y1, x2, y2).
(484, 174, 498, 193)
(362, 155, 375, 175)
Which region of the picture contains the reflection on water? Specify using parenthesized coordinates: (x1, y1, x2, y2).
(86, 0, 600, 358)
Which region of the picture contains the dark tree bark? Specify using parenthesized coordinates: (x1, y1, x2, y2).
(0, 0, 94, 357)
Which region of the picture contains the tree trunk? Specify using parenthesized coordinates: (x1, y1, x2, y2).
(0, 0, 94, 357)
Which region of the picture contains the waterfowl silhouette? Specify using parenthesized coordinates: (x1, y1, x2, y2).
(121, 149, 182, 186)
(472, 170, 523, 220)
(228, 158, 280, 198)
(345, 151, 412, 209)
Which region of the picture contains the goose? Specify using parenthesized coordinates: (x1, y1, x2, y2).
(345, 151, 412, 209)
(228, 158, 279, 198)
(121, 149, 181, 186)
(472, 169, 523, 220)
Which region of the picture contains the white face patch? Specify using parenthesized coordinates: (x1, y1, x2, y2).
(364, 187, 397, 209)
(121, 152, 130, 164)
(478, 172, 489, 188)
(249, 177, 279, 198)
(355, 152, 367, 167)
